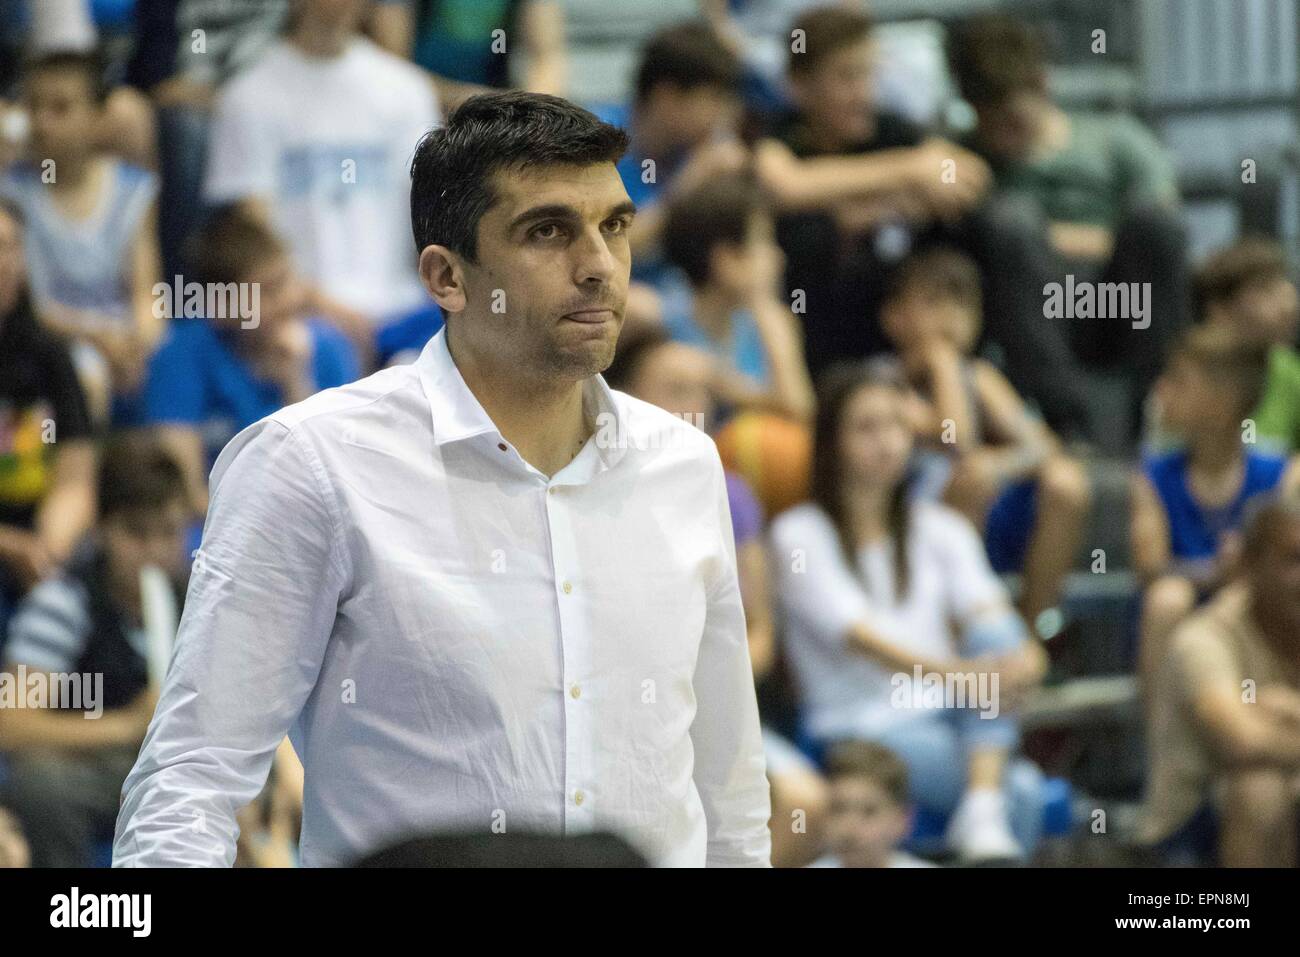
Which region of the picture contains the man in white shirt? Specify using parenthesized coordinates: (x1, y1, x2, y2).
(113, 91, 771, 868)
(203, 0, 440, 321)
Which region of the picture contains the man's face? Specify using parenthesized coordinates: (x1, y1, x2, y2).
(25, 68, 99, 163)
(792, 38, 877, 145)
(0, 210, 24, 318)
(1157, 356, 1234, 433)
(648, 83, 739, 152)
(103, 501, 190, 593)
(1230, 277, 1300, 347)
(233, 253, 308, 333)
(825, 776, 910, 868)
(713, 212, 782, 299)
(974, 90, 1049, 161)
(628, 341, 715, 427)
(454, 162, 634, 380)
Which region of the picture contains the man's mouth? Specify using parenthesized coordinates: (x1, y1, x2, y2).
(562, 309, 615, 323)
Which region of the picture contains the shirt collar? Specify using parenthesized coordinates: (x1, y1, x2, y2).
(416, 325, 629, 473)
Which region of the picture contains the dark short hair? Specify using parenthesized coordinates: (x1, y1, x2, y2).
(190, 204, 287, 287)
(410, 91, 629, 262)
(1195, 237, 1291, 317)
(1243, 491, 1300, 565)
(634, 21, 741, 103)
(947, 15, 1048, 106)
(25, 49, 109, 104)
(662, 173, 769, 287)
(602, 321, 673, 392)
(1170, 323, 1271, 418)
(824, 740, 910, 806)
(886, 245, 983, 312)
(98, 433, 187, 520)
(787, 6, 875, 77)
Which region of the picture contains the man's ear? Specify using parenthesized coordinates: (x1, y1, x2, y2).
(419, 244, 467, 314)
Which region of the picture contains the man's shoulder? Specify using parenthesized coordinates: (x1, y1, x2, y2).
(603, 388, 718, 465)
(268, 362, 422, 435)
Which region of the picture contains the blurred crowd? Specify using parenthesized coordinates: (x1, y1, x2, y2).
(1, 0, 1299, 869)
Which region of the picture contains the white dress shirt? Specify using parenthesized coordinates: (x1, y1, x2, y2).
(113, 327, 771, 867)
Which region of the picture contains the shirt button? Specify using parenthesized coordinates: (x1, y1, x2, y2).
(548, 486, 557, 495)
(562, 581, 572, 594)
(497, 442, 507, 451)
(570, 684, 581, 699)
(574, 790, 585, 806)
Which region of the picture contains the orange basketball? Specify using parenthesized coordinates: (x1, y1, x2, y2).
(715, 412, 812, 519)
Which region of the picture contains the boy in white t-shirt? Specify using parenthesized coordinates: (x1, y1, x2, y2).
(808, 740, 936, 868)
(203, 0, 440, 333)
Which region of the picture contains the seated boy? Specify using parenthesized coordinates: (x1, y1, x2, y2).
(141, 205, 361, 515)
(1197, 237, 1300, 452)
(1140, 493, 1300, 866)
(659, 174, 815, 426)
(0, 433, 187, 867)
(0, 52, 163, 422)
(882, 246, 1091, 636)
(1132, 325, 1300, 707)
(808, 740, 936, 868)
(948, 14, 1189, 437)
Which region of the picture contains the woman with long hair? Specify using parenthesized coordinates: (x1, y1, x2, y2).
(771, 357, 1048, 862)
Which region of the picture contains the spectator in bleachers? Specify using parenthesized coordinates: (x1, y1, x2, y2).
(603, 320, 827, 868)
(0, 433, 187, 868)
(202, 0, 441, 342)
(1132, 325, 1300, 709)
(949, 14, 1190, 440)
(807, 739, 935, 867)
(752, 10, 988, 377)
(594, 21, 747, 284)
(659, 173, 814, 425)
(0, 51, 163, 424)
(882, 246, 1091, 637)
(1140, 492, 1300, 866)
(141, 205, 361, 516)
(1197, 238, 1300, 453)
(770, 357, 1047, 862)
(0, 197, 96, 630)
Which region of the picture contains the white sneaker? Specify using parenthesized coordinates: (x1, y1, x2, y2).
(946, 788, 1023, 863)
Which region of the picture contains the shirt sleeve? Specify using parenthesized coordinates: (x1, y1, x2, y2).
(769, 505, 875, 647)
(2, 576, 91, 673)
(931, 505, 1010, 627)
(690, 446, 772, 867)
(112, 418, 347, 867)
(1114, 116, 1179, 211)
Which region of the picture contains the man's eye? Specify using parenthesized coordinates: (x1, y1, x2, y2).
(532, 223, 563, 240)
(604, 218, 630, 235)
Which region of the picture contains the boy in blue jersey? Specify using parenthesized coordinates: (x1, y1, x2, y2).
(1132, 324, 1300, 706)
(592, 21, 746, 286)
(141, 206, 360, 515)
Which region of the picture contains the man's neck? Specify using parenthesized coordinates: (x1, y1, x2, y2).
(290, 21, 353, 59)
(445, 323, 592, 479)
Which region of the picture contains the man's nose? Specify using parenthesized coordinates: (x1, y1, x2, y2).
(571, 224, 617, 285)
